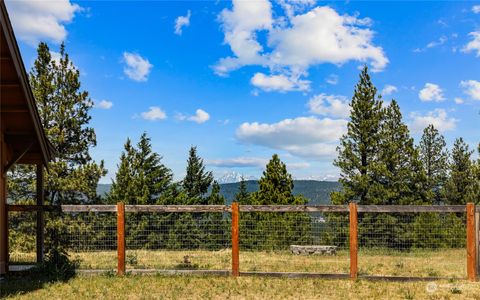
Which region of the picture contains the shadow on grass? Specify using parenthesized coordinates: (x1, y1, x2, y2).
(0, 266, 76, 299)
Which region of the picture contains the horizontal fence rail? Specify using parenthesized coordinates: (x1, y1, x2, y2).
(6, 203, 479, 281)
(8, 204, 479, 213)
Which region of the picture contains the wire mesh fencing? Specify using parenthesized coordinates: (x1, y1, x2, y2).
(8, 211, 36, 265)
(357, 212, 467, 278)
(125, 212, 231, 271)
(53, 212, 118, 270)
(6, 203, 479, 280)
(239, 211, 350, 274)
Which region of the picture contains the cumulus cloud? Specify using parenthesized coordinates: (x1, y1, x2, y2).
(454, 97, 464, 104)
(96, 100, 113, 109)
(5, 0, 81, 45)
(236, 116, 347, 159)
(215, 1, 388, 91)
(307, 93, 350, 118)
(419, 83, 445, 102)
(381, 84, 398, 96)
(250, 72, 310, 92)
(462, 31, 480, 57)
(188, 109, 210, 124)
(460, 80, 480, 100)
(174, 10, 191, 35)
(473, 5, 480, 14)
(409, 109, 457, 133)
(122, 52, 153, 82)
(177, 109, 210, 124)
(141, 106, 167, 121)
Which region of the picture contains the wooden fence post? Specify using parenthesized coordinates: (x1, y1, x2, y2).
(476, 210, 479, 275)
(117, 202, 125, 276)
(467, 203, 476, 281)
(231, 202, 239, 277)
(349, 202, 358, 279)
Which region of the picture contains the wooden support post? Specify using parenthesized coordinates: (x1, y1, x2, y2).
(117, 202, 125, 276)
(231, 202, 239, 277)
(349, 202, 358, 280)
(476, 211, 479, 275)
(466, 203, 476, 281)
(36, 164, 44, 263)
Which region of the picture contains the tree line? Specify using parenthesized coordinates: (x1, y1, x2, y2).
(7, 44, 480, 256)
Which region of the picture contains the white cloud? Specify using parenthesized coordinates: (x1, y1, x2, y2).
(215, 2, 388, 91)
(188, 109, 210, 124)
(409, 109, 457, 133)
(454, 97, 464, 104)
(325, 74, 339, 85)
(381, 84, 398, 96)
(286, 162, 311, 169)
(207, 157, 267, 168)
(473, 5, 480, 14)
(236, 116, 347, 159)
(141, 106, 167, 121)
(308, 93, 350, 118)
(174, 10, 191, 35)
(5, 0, 81, 45)
(96, 100, 113, 109)
(250, 72, 310, 92)
(418, 83, 445, 102)
(460, 80, 480, 100)
(122, 52, 153, 82)
(462, 31, 480, 57)
(177, 109, 210, 124)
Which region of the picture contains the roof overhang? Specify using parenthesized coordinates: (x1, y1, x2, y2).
(1, 0, 54, 167)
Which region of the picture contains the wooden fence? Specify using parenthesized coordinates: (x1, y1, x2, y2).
(6, 202, 480, 281)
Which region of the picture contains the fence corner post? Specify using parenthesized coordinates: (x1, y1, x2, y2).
(231, 202, 239, 277)
(349, 202, 358, 280)
(467, 202, 477, 281)
(117, 202, 125, 276)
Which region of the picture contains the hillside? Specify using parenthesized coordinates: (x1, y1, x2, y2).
(97, 180, 341, 204)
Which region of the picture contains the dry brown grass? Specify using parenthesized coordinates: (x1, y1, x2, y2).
(11, 248, 468, 278)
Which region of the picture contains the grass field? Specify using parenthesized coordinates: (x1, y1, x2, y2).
(10, 248, 467, 278)
(2, 273, 480, 299)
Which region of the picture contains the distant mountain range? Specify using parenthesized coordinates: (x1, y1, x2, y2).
(97, 180, 341, 204)
(216, 171, 257, 184)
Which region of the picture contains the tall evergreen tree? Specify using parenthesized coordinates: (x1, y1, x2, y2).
(109, 133, 173, 204)
(182, 146, 213, 203)
(419, 125, 449, 204)
(377, 100, 429, 204)
(8, 42, 106, 204)
(235, 177, 252, 204)
(253, 154, 305, 205)
(332, 66, 384, 204)
(443, 138, 476, 204)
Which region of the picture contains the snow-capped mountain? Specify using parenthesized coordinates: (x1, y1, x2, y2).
(216, 172, 257, 184)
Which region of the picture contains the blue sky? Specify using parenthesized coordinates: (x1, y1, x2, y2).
(5, 0, 480, 183)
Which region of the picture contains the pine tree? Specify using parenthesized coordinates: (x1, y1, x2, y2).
(8, 42, 107, 204)
(419, 125, 449, 204)
(377, 100, 429, 205)
(109, 133, 173, 204)
(332, 66, 384, 205)
(108, 138, 136, 204)
(207, 181, 226, 205)
(235, 177, 252, 204)
(251, 154, 310, 250)
(182, 146, 213, 203)
(443, 138, 476, 204)
(253, 154, 305, 205)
